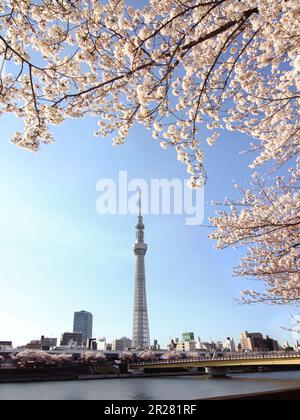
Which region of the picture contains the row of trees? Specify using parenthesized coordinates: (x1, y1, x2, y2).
(105, 350, 202, 362)
(1, 350, 204, 368)
(0, 0, 299, 303)
(9, 350, 106, 368)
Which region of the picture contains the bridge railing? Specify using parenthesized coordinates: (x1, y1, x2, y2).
(129, 352, 300, 367)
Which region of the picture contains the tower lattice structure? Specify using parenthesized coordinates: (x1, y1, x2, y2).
(132, 189, 150, 349)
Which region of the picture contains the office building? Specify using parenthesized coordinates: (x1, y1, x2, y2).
(73, 310, 93, 344)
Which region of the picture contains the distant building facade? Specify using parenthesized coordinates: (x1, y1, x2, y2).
(223, 337, 236, 352)
(182, 332, 195, 341)
(41, 336, 57, 351)
(106, 343, 112, 351)
(167, 333, 197, 352)
(264, 335, 280, 352)
(73, 311, 93, 345)
(87, 338, 98, 350)
(176, 340, 196, 352)
(97, 337, 107, 351)
(61, 332, 83, 347)
(240, 332, 264, 352)
(24, 336, 57, 350)
(195, 338, 222, 352)
(25, 340, 41, 350)
(112, 337, 132, 351)
(0, 341, 12, 351)
(167, 336, 196, 352)
(167, 339, 178, 351)
(240, 331, 279, 352)
(151, 339, 160, 350)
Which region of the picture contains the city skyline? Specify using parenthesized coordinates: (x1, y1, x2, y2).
(1, 302, 296, 351)
(1, 323, 296, 352)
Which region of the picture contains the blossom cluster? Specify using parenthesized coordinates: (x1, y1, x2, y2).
(136, 350, 157, 361)
(160, 350, 183, 360)
(79, 350, 106, 362)
(0, 0, 299, 186)
(119, 350, 135, 362)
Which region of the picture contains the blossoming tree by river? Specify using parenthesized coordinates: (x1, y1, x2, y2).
(11, 351, 56, 368)
(186, 351, 200, 358)
(79, 351, 106, 363)
(137, 350, 157, 361)
(210, 161, 300, 304)
(119, 351, 135, 362)
(9, 351, 108, 368)
(160, 351, 183, 360)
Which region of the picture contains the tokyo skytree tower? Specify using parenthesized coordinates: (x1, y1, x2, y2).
(132, 189, 150, 349)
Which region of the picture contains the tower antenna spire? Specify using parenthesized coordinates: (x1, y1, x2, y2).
(138, 187, 142, 217)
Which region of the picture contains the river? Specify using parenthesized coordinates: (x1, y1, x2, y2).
(0, 371, 300, 400)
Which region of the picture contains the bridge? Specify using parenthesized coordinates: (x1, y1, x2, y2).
(129, 352, 300, 377)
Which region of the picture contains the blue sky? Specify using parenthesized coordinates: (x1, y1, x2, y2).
(0, 110, 297, 348)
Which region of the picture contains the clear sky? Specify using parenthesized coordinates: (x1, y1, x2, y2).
(0, 108, 298, 348)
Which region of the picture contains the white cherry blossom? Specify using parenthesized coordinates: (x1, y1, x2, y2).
(0, 0, 298, 186)
(210, 159, 300, 304)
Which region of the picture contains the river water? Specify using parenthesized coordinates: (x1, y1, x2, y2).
(0, 371, 300, 400)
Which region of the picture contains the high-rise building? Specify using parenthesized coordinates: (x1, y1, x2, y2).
(73, 310, 93, 344)
(132, 189, 150, 349)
